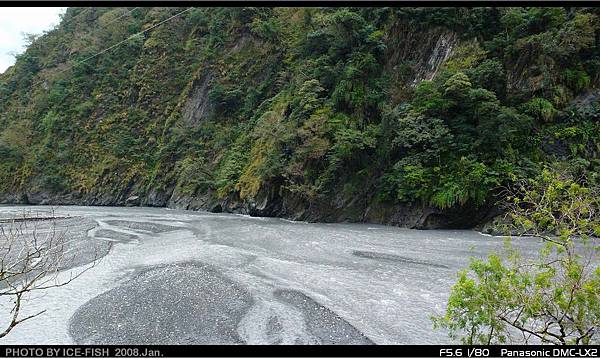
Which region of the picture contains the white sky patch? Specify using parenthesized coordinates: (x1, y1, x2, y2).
(0, 7, 67, 73)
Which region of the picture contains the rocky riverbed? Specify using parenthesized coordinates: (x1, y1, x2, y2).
(0, 205, 542, 344)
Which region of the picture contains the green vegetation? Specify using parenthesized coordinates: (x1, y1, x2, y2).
(434, 167, 600, 344)
(0, 7, 599, 224)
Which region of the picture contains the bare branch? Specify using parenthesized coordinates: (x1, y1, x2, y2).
(0, 210, 101, 339)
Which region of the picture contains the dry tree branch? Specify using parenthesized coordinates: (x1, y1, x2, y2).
(0, 210, 101, 338)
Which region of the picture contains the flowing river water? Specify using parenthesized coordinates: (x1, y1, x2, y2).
(0, 205, 542, 345)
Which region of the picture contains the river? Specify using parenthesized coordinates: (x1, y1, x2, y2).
(0, 205, 541, 345)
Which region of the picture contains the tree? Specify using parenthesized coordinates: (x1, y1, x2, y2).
(434, 167, 600, 344)
(0, 211, 99, 338)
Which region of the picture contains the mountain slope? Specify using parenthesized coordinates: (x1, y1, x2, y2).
(1, 7, 599, 228)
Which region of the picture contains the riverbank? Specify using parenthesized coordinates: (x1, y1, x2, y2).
(0, 189, 497, 230)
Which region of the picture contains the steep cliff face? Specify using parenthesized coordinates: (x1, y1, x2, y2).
(27, 23, 475, 230)
(385, 23, 458, 86)
(1, 7, 599, 229)
(181, 72, 216, 126)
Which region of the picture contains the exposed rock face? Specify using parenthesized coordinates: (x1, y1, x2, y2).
(0, 192, 27, 204)
(181, 71, 216, 125)
(1, 183, 491, 229)
(569, 88, 600, 107)
(124, 195, 140, 206)
(385, 24, 458, 86)
(143, 187, 174, 207)
(412, 30, 458, 84)
(505, 41, 550, 96)
(25, 191, 84, 205)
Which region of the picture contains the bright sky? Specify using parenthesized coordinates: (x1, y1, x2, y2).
(0, 7, 67, 73)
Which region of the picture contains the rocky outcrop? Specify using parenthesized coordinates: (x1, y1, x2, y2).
(569, 88, 600, 108)
(0, 192, 28, 204)
(411, 31, 458, 85)
(385, 24, 458, 86)
(181, 71, 216, 125)
(1, 182, 492, 229)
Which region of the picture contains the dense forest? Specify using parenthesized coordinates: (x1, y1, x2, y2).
(1, 7, 599, 229)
